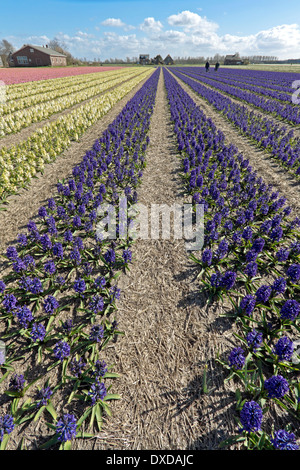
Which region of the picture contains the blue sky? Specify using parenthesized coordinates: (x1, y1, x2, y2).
(1, 0, 300, 60)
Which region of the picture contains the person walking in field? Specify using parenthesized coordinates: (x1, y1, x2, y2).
(215, 61, 220, 71)
(205, 61, 210, 72)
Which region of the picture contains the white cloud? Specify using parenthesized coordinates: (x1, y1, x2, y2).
(167, 10, 219, 33)
(9, 10, 300, 61)
(255, 24, 300, 53)
(140, 17, 163, 34)
(101, 18, 126, 28)
(76, 31, 93, 38)
(158, 30, 186, 42)
(26, 35, 51, 45)
(101, 18, 134, 31)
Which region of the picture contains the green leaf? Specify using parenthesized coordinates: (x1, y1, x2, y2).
(219, 434, 246, 449)
(76, 431, 94, 439)
(90, 404, 96, 429)
(62, 440, 72, 450)
(103, 393, 121, 400)
(5, 390, 21, 399)
(0, 370, 11, 384)
(0, 434, 10, 450)
(103, 372, 120, 379)
(34, 405, 46, 422)
(39, 435, 59, 450)
(46, 402, 57, 421)
(76, 407, 92, 428)
(95, 404, 103, 432)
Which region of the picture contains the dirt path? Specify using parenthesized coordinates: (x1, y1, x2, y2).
(169, 70, 300, 213)
(75, 68, 236, 451)
(0, 72, 151, 265)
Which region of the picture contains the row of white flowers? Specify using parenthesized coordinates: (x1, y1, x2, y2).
(2, 69, 137, 115)
(0, 70, 144, 137)
(0, 68, 153, 201)
(5, 69, 129, 101)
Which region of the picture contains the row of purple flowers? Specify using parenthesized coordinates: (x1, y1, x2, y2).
(179, 66, 299, 113)
(0, 68, 160, 449)
(200, 66, 300, 93)
(163, 67, 299, 450)
(170, 68, 300, 179)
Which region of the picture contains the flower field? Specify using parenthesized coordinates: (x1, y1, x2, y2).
(0, 64, 299, 450)
(0, 67, 152, 204)
(171, 67, 300, 179)
(0, 66, 124, 85)
(164, 68, 300, 450)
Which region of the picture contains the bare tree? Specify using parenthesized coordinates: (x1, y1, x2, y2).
(48, 37, 81, 65)
(0, 39, 15, 66)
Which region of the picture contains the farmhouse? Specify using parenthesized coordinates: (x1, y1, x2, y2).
(139, 54, 150, 65)
(224, 54, 244, 65)
(10, 44, 67, 67)
(152, 55, 164, 65)
(164, 54, 174, 65)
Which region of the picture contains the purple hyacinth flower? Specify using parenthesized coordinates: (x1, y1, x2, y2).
(271, 277, 286, 296)
(15, 305, 33, 328)
(36, 386, 52, 407)
(89, 324, 104, 343)
(255, 285, 271, 304)
(43, 295, 59, 315)
(240, 401, 263, 432)
(88, 380, 107, 405)
(0, 414, 14, 442)
(69, 357, 86, 378)
(244, 262, 258, 278)
(228, 347, 245, 370)
(271, 430, 299, 450)
(280, 300, 300, 321)
(0, 281, 6, 294)
(73, 278, 86, 295)
(202, 248, 213, 266)
(44, 260, 56, 275)
(264, 375, 289, 399)
(53, 341, 70, 362)
(56, 414, 77, 442)
(91, 360, 108, 378)
(246, 329, 263, 351)
(286, 264, 300, 283)
(240, 294, 256, 316)
(220, 271, 237, 290)
(9, 374, 25, 392)
(6, 246, 19, 261)
(30, 322, 46, 343)
(88, 295, 104, 314)
(104, 248, 116, 265)
(2, 294, 18, 312)
(273, 336, 294, 361)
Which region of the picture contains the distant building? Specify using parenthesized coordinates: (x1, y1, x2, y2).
(153, 54, 164, 65)
(139, 54, 150, 65)
(164, 54, 174, 65)
(10, 44, 67, 67)
(224, 54, 244, 65)
(0, 57, 3, 67)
